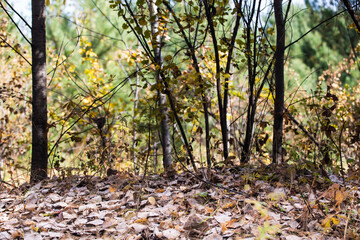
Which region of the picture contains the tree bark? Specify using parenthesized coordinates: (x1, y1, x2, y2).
(148, 0, 172, 170)
(31, 0, 48, 183)
(132, 61, 140, 173)
(241, 11, 256, 163)
(342, 0, 360, 33)
(203, 0, 228, 161)
(273, 0, 285, 164)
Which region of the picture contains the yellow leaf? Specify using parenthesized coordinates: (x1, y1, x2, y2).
(331, 217, 340, 225)
(349, 22, 356, 29)
(321, 216, 332, 229)
(134, 218, 149, 224)
(267, 27, 274, 35)
(244, 184, 251, 191)
(148, 196, 156, 206)
(45, 0, 50, 6)
(31, 225, 39, 232)
(223, 73, 231, 79)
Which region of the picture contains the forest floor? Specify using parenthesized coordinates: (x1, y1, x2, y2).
(0, 165, 359, 240)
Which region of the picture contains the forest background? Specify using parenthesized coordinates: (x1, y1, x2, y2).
(0, 0, 360, 185)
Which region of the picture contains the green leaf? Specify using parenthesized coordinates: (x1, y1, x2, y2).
(137, 0, 145, 6)
(197, 191, 208, 198)
(144, 30, 151, 39)
(139, 18, 147, 26)
(135, 26, 143, 34)
(164, 55, 172, 61)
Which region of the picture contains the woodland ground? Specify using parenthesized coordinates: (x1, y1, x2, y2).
(0, 165, 359, 240)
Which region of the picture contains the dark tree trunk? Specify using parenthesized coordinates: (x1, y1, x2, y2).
(273, 0, 285, 164)
(241, 19, 256, 163)
(148, 0, 172, 170)
(203, 0, 228, 161)
(342, 0, 360, 33)
(30, 0, 48, 183)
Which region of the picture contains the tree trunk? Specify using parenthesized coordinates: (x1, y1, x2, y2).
(31, 0, 48, 183)
(241, 24, 255, 163)
(148, 0, 172, 170)
(203, 0, 228, 162)
(132, 62, 140, 173)
(342, 0, 360, 33)
(272, 0, 285, 164)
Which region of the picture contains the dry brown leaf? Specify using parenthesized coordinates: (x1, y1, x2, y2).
(222, 202, 235, 209)
(87, 219, 104, 226)
(134, 218, 149, 224)
(171, 211, 179, 219)
(204, 206, 214, 214)
(109, 186, 117, 193)
(183, 214, 208, 231)
(319, 183, 348, 209)
(11, 230, 22, 239)
(221, 222, 228, 232)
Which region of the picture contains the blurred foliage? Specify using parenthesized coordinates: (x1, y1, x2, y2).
(287, 1, 360, 90)
(0, 14, 32, 184)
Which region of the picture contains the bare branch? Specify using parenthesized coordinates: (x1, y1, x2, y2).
(0, 1, 31, 45)
(0, 35, 31, 65)
(286, 9, 346, 49)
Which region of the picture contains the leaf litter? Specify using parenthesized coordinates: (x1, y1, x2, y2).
(0, 166, 360, 240)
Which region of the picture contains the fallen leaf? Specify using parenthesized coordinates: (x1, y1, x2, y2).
(163, 228, 181, 239)
(134, 218, 149, 224)
(148, 196, 156, 206)
(87, 219, 104, 226)
(183, 213, 208, 231)
(109, 186, 117, 193)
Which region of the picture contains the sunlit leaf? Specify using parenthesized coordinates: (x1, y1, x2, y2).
(109, 186, 117, 193)
(148, 196, 156, 205)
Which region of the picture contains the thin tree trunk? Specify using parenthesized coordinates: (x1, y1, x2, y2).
(241, 20, 255, 163)
(132, 62, 140, 173)
(241, 101, 255, 162)
(223, 10, 242, 162)
(31, 0, 48, 183)
(203, 0, 227, 161)
(273, 0, 285, 164)
(148, 0, 172, 170)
